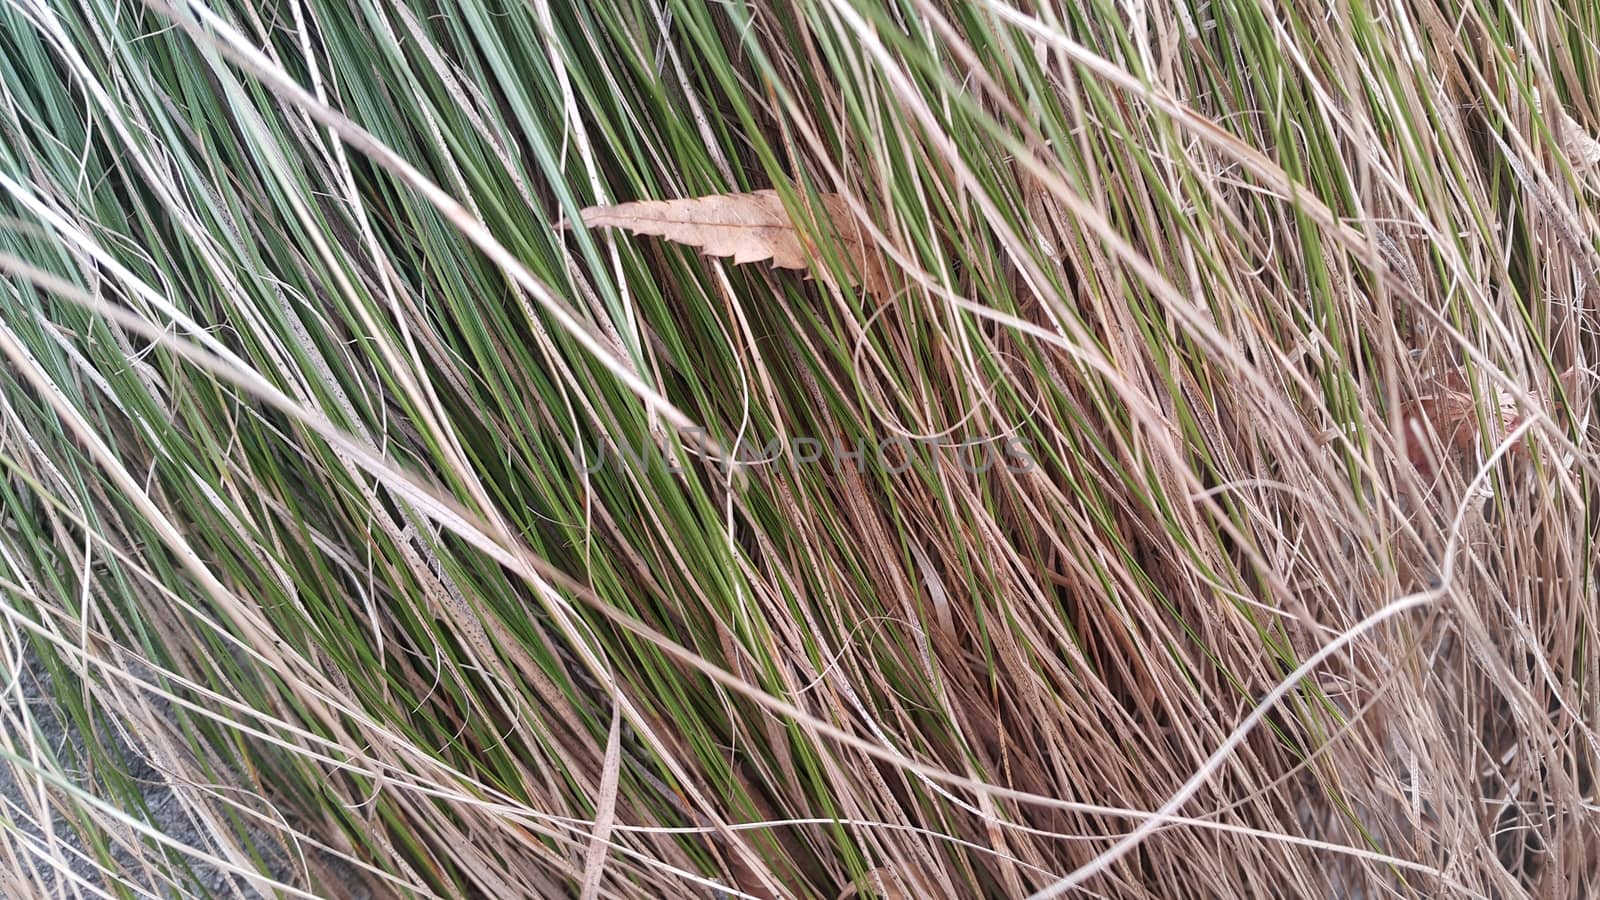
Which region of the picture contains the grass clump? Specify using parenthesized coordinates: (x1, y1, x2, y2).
(0, 0, 1596, 897)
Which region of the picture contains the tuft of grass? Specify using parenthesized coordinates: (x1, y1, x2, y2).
(0, 0, 1595, 896)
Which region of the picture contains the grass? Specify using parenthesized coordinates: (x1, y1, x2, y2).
(0, 0, 1595, 896)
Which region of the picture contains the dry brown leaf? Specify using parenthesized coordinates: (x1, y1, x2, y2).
(1402, 372, 1515, 473)
(1401, 370, 1536, 474)
(577, 190, 890, 299)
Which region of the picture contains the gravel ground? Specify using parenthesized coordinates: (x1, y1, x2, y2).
(0, 646, 368, 899)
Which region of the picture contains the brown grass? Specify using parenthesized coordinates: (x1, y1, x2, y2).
(0, 0, 1596, 897)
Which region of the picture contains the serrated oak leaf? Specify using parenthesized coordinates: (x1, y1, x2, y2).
(576, 190, 889, 299)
